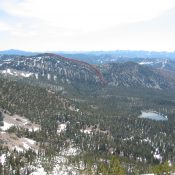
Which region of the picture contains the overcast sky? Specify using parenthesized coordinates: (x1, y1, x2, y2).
(0, 0, 175, 52)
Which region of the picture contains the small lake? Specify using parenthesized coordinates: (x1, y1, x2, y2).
(138, 111, 168, 121)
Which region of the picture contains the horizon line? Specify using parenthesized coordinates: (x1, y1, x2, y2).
(0, 48, 175, 53)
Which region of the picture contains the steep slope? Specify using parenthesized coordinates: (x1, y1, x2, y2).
(0, 53, 105, 86)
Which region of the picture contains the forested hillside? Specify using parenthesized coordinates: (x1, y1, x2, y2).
(0, 54, 175, 174)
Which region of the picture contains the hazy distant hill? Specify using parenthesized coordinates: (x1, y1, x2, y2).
(0, 49, 38, 56)
(1, 49, 175, 60)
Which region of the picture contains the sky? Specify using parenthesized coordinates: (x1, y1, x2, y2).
(0, 0, 175, 52)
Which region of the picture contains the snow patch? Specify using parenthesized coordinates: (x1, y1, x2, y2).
(2, 68, 13, 75)
(47, 73, 51, 80)
(22, 138, 36, 150)
(24, 138, 36, 145)
(1, 69, 33, 78)
(80, 128, 92, 134)
(20, 72, 33, 77)
(57, 123, 67, 133)
(28, 127, 39, 132)
(61, 146, 80, 156)
(0, 154, 6, 165)
(28, 156, 82, 175)
(0, 121, 14, 131)
(53, 75, 57, 81)
(14, 146, 24, 152)
(153, 154, 162, 161)
(123, 136, 134, 141)
(139, 61, 154, 65)
(30, 167, 47, 175)
(153, 148, 162, 162)
(23, 143, 31, 150)
(35, 73, 39, 79)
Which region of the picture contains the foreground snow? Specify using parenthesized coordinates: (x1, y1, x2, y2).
(30, 167, 47, 175)
(0, 154, 6, 165)
(0, 121, 14, 131)
(26, 145, 82, 175)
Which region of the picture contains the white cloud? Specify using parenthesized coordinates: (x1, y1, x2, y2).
(0, 21, 11, 31)
(0, 0, 175, 51)
(2, 0, 175, 31)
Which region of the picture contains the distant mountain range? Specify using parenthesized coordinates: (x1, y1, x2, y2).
(1, 49, 175, 59)
(0, 49, 38, 56)
(1, 49, 175, 72)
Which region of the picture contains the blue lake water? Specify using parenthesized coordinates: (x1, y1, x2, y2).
(139, 111, 168, 121)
